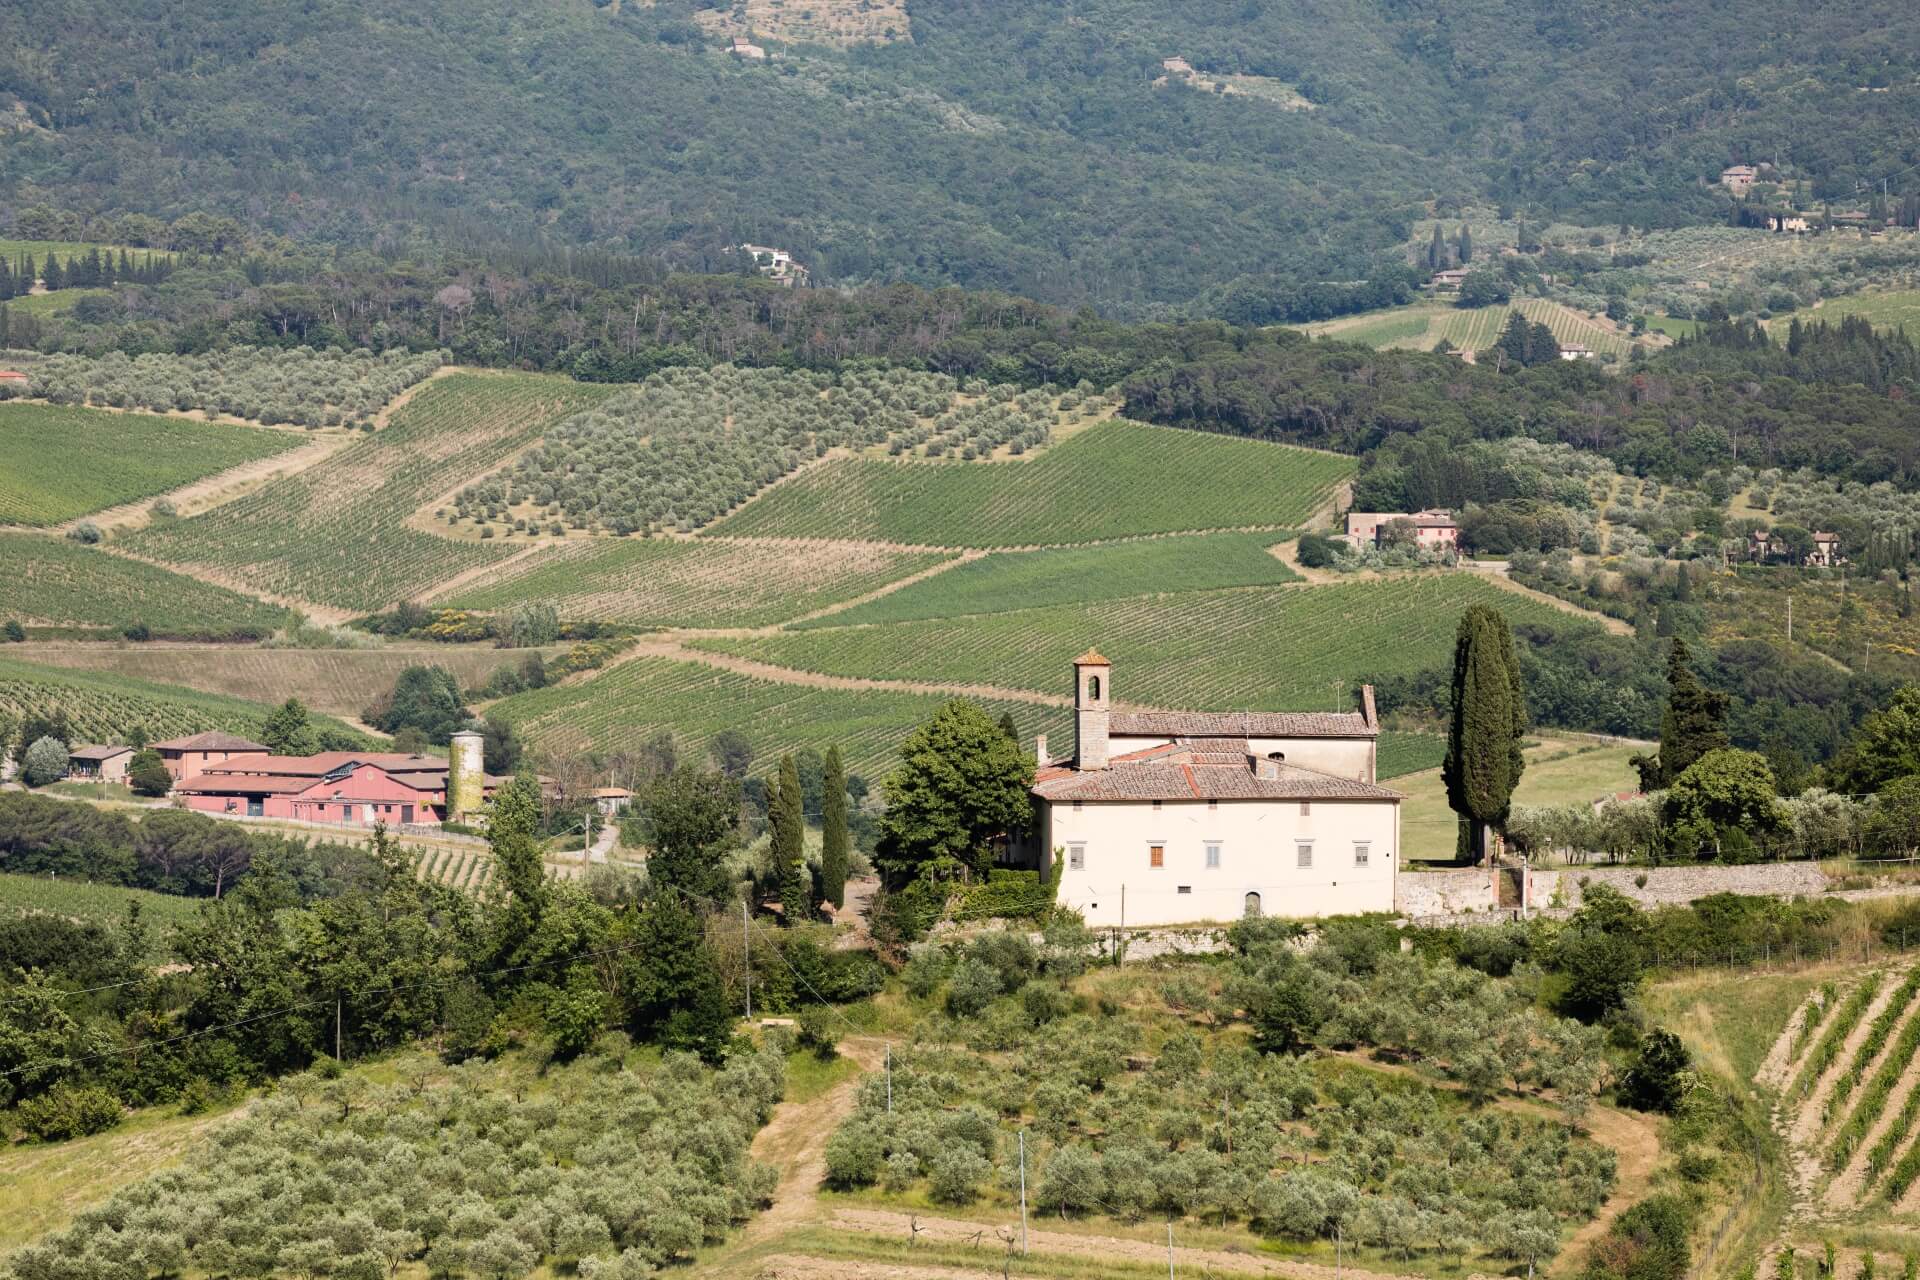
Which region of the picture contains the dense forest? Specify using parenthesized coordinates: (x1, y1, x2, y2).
(1, 0, 1917, 314)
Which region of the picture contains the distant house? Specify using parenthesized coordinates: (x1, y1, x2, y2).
(152, 731, 270, 782)
(1720, 165, 1759, 194)
(739, 242, 809, 287)
(0, 370, 28, 384)
(1557, 343, 1595, 361)
(728, 36, 767, 60)
(1428, 268, 1470, 290)
(592, 786, 634, 817)
(1162, 57, 1194, 75)
(1344, 509, 1460, 550)
(1808, 531, 1844, 567)
(67, 745, 133, 784)
(1769, 214, 1811, 233)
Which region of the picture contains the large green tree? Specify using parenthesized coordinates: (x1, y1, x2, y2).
(367, 666, 468, 745)
(623, 894, 734, 1063)
(1832, 684, 1920, 793)
(876, 700, 1033, 883)
(486, 773, 548, 934)
(772, 755, 809, 923)
(1633, 639, 1729, 791)
(820, 746, 850, 910)
(1442, 606, 1527, 863)
(260, 698, 319, 756)
(638, 767, 740, 899)
(1662, 748, 1784, 858)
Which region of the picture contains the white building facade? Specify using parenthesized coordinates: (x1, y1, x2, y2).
(1026, 652, 1401, 927)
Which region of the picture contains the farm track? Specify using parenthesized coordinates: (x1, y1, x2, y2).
(49, 431, 345, 536)
(781, 551, 987, 626)
(1462, 563, 1635, 636)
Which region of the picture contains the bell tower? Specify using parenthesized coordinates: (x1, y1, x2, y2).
(1073, 649, 1111, 771)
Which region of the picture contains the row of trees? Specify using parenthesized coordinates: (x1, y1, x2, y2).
(0, 249, 173, 301)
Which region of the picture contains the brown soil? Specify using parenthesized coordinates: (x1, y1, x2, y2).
(1757, 986, 1832, 1091)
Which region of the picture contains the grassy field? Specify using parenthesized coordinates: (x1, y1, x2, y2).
(1303, 297, 1646, 358)
(1644, 965, 1826, 1087)
(0, 403, 300, 526)
(0, 871, 205, 950)
(1767, 288, 1920, 336)
(494, 654, 1071, 781)
(795, 532, 1299, 629)
(126, 372, 615, 612)
(708, 420, 1353, 547)
(442, 537, 954, 628)
(692, 576, 1581, 712)
(0, 654, 372, 748)
(0, 534, 291, 637)
(12, 644, 556, 719)
(1398, 735, 1644, 862)
(1643, 314, 1702, 340)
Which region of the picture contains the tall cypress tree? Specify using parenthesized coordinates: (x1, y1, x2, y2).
(0, 259, 12, 301)
(772, 754, 809, 922)
(40, 254, 62, 291)
(820, 745, 849, 910)
(1428, 224, 1447, 270)
(1457, 223, 1473, 264)
(1632, 638, 1729, 790)
(1442, 605, 1527, 863)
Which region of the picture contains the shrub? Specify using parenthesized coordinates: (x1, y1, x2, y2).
(946, 956, 1003, 1018)
(1297, 531, 1341, 568)
(18, 1083, 123, 1140)
(795, 1006, 839, 1059)
(2, 620, 24, 642)
(20, 736, 69, 787)
(66, 521, 101, 544)
(127, 748, 172, 797)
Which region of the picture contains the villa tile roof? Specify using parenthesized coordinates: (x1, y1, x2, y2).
(1109, 710, 1375, 738)
(1032, 759, 1401, 803)
(67, 744, 133, 761)
(151, 731, 270, 752)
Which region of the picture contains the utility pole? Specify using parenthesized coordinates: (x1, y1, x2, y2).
(335, 994, 342, 1061)
(742, 898, 752, 1021)
(886, 1043, 893, 1113)
(1787, 592, 1793, 644)
(1167, 1223, 1175, 1279)
(1018, 1129, 1029, 1255)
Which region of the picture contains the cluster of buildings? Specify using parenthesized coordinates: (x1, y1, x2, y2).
(1343, 509, 1461, 551)
(1017, 654, 1402, 926)
(737, 243, 809, 287)
(1747, 527, 1845, 567)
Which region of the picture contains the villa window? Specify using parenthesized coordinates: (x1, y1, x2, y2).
(1149, 843, 1165, 868)
(1205, 841, 1222, 870)
(1300, 801, 1312, 817)
(1297, 842, 1314, 869)
(1354, 843, 1371, 867)
(1068, 843, 1085, 871)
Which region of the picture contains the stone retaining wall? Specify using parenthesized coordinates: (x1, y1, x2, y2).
(1400, 859, 1832, 923)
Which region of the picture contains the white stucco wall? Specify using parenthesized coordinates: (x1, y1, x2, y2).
(1041, 797, 1399, 926)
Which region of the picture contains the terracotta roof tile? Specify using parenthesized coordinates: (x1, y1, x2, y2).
(67, 744, 133, 761)
(151, 731, 270, 752)
(1110, 710, 1375, 738)
(1032, 760, 1401, 803)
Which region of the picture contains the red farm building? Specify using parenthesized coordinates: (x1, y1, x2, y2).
(152, 731, 272, 781)
(172, 751, 508, 827)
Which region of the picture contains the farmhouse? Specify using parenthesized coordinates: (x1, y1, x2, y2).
(172, 749, 509, 826)
(728, 36, 767, 60)
(1344, 509, 1460, 550)
(152, 730, 270, 781)
(1720, 164, 1759, 194)
(1428, 268, 1470, 290)
(1558, 343, 1595, 361)
(1020, 653, 1400, 927)
(1809, 531, 1844, 567)
(0, 370, 28, 384)
(593, 786, 635, 817)
(66, 744, 132, 784)
(1769, 214, 1811, 233)
(739, 242, 808, 286)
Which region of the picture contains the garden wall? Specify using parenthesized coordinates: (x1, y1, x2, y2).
(1399, 860, 1831, 922)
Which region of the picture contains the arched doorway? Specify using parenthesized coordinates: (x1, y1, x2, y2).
(1244, 891, 1263, 917)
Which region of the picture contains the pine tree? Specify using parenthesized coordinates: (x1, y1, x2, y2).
(1632, 638, 1729, 791)
(1457, 223, 1472, 264)
(772, 754, 809, 922)
(1442, 605, 1527, 863)
(820, 746, 849, 910)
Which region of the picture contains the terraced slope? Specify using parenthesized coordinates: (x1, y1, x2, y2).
(441, 538, 954, 628)
(707, 420, 1353, 547)
(125, 373, 614, 612)
(0, 403, 300, 526)
(693, 576, 1580, 711)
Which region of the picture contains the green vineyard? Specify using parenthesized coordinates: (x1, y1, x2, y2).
(0, 655, 371, 748)
(1376, 730, 1448, 780)
(796, 532, 1300, 629)
(0, 533, 291, 637)
(707, 420, 1353, 547)
(694, 576, 1582, 712)
(0, 872, 204, 955)
(493, 654, 1071, 782)
(126, 373, 616, 611)
(0, 403, 300, 526)
(444, 537, 954, 628)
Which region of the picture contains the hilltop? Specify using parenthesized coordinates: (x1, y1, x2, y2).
(3, 0, 1917, 313)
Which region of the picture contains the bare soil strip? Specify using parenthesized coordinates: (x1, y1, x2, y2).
(52, 432, 356, 536)
(1827, 995, 1920, 1206)
(1758, 986, 1833, 1091)
(1789, 970, 1908, 1149)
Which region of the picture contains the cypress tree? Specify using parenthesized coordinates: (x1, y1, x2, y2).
(1633, 638, 1729, 791)
(1674, 562, 1692, 602)
(772, 754, 809, 922)
(0, 259, 12, 301)
(1428, 224, 1447, 270)
(997, 711, 1019, 743)
(39, 254, 62, 291)
(821, 745, 849, 910)
(20, 255, 36, 291)
(1457, 223, 1473, 264)
(1442, 605, 1527, 863)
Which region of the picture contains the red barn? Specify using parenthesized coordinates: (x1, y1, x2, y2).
(173, 751, 508, 827)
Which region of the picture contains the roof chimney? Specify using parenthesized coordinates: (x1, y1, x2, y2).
(1035, 734, 1050, 768)
(1073, 649, 1111, 771)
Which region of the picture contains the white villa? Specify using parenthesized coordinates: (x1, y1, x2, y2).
(1022, 652, 1402, 927)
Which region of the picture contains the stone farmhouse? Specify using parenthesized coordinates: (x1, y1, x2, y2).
(66, 744, 132, 784)
(1721, 164, 1759, 194)
(1746, 527, 1846, 567)
(739, 243, 809, 287)
(1344, 509, 1460, 550)
(1557, 343, 1595, 361)
(1019, 653, 1401, 927)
